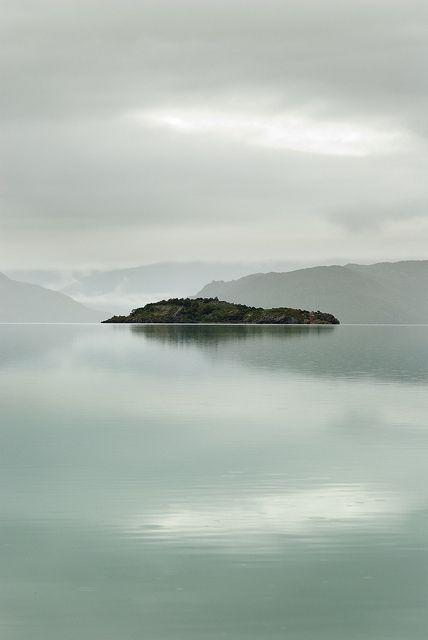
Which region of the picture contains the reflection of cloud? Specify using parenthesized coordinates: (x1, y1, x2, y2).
(130, 485, 405, 546)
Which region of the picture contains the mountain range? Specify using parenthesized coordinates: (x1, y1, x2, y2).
(197, 261, 428, 324)
(3, 260, 428, 324)
(58, 261, 298, 314)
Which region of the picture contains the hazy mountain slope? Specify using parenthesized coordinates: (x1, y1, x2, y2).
(61, 261, 297, 314)
(196, 261, 428, 324)
(346, 261, 428, 316)
(0, 272, 103, 322)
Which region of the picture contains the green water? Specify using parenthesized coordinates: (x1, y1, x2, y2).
(1, 324, 428, 639)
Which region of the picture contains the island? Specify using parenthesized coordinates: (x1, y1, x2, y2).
(102, 297, 340, 324)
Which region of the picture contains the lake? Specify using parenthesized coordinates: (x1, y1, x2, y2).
(1, 324, 428, 639)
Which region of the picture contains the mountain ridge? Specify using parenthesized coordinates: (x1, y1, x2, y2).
(0, 272, 104, 323)
(196, 260, 428, 324)
(58, 261, 300, 314)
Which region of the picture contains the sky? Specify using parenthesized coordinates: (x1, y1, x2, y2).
(1, 0, 428, 269)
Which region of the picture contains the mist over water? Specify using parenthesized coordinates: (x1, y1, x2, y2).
(1, 324, 428, 639)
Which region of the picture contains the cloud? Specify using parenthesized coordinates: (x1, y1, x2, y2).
(1, 0, 428, 268)
(139, 108, 410, 157)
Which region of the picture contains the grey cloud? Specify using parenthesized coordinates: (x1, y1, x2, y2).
(0, 0, 427, 267)
(1, 0, 427, 122)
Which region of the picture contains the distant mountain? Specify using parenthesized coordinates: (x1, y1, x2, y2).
(196, 261, 428, 324)
(103, 297, 339, 325)
(0, 272, 103, 322)
(60, 261, 299, 315)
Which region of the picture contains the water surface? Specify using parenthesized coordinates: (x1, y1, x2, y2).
(1, 324, 428, 639)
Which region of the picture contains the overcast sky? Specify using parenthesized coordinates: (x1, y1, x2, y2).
(1, 0, 428, 269)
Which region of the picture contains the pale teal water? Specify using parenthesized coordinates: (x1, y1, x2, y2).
(1, 324, 428, 639)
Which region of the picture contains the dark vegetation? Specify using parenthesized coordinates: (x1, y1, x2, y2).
(102, 297, 339, 325)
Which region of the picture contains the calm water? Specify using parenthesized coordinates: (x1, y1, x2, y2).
(1, 324, 428, 639)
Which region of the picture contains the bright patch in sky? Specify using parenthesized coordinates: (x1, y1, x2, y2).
(137, 109, 407, 157)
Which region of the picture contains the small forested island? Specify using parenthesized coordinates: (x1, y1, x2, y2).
(102, 298, 340, 324)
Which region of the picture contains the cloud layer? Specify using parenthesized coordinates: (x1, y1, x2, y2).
(1, 0, 427, 267)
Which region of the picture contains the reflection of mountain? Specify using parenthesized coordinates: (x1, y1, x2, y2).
(0, 324, 97, 368)
(133, 324, 428, 383)
(197, 260, 428, 324)
(0, 272, 103, 322)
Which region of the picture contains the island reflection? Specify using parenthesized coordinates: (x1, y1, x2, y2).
(130, 323, 428, 383)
